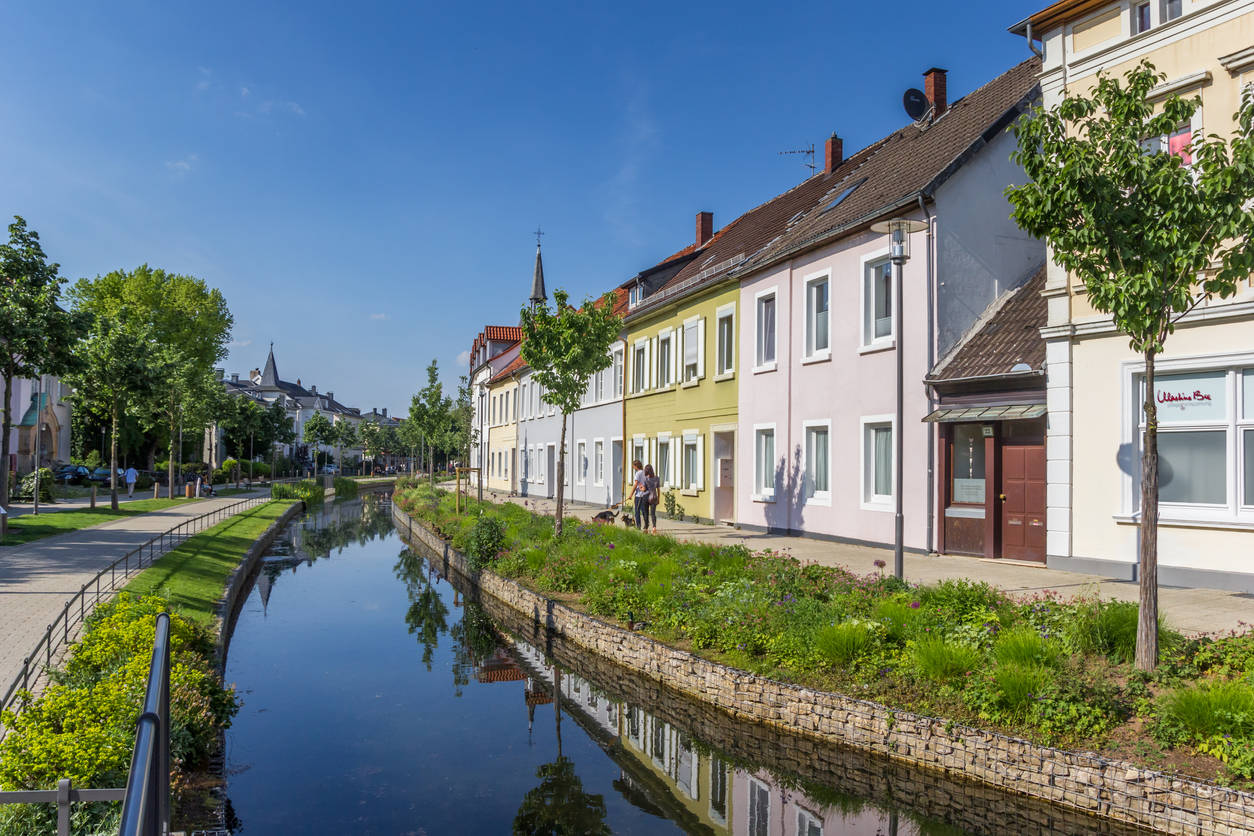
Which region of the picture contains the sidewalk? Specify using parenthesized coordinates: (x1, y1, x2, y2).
(4, 482, 263, 517)
(0, 490, 269, 696)
(483, 490, 1251, 637)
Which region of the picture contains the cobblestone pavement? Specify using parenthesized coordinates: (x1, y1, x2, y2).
(474, 488, 1251, 637)
(0, 492, 268, 698)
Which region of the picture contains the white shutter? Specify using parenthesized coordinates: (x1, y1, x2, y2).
(669, 329, 678, 383)
(675, 326, 684, 385)
(696, 434, 705, 491)
(648, 338, 656, 389)
(697, 318, 707, 379)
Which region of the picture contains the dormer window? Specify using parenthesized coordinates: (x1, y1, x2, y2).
(628, 286, 641, 307)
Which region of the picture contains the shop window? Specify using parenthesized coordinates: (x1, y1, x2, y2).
(1159, 431, 1227, 504)
(952, 424, 987, 503)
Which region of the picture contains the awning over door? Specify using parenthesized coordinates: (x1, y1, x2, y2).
(923, 403, 1046, 423)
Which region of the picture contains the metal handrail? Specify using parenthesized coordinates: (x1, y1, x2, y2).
(0, 495, 269, 725)
(119, 613, 170, 836)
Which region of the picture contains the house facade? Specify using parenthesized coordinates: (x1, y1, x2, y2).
(2, 374, 72, 476)
(568, 293, 628, 509)
(1013, 0, 1254, 590)
(485, 346, 522, 494)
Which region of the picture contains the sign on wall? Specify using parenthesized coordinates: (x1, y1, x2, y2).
(1151, 371, 1226, 423)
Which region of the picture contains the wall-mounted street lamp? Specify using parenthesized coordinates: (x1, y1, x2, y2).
(870, 217, 928, 581)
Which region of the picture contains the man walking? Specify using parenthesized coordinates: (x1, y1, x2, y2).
(124, 465, 139, 498)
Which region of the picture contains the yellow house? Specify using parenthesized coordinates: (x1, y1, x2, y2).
(485, 349, 524, 495)
(1011, 0, 1254, 590)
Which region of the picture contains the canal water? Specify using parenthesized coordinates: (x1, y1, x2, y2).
(221, 495, 1148, 835)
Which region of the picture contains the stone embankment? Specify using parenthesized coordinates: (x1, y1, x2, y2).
(392, 501, 1254, 836)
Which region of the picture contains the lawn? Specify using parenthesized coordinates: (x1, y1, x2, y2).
(0, 498, 200, 548)
(395, 479, 1254, 788)
(122, 500, 296, 625)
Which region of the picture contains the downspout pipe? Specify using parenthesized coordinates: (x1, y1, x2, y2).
(919, 193, 937, 555)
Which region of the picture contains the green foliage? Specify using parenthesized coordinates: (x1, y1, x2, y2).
(993, 626, 1061, 669)
(1193, 632, 1254, 679)
(271, 479, 325, 506)
(990, 663, 1052, 716)
(872, 599, 918, 643)
(912, 638, 981, 684)
(333, 476, 359, 499)
(816, 621, 877, 666)
(661, 489, 685, 521)
(466, 512, 506, 571)
(12, 467, 56, 502)
(1065, 599, 1180, 663)
(1160, 681, 1254, 741)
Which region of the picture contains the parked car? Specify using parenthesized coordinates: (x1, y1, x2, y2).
(320, 464, 339, 475)
(53, 464, 91, 485)
(88, 467, 118, 484)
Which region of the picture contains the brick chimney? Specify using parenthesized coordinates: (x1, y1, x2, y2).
(696, 211, 713, 247)
(382, 407, 388, 418)
(825, 133, 843, 173)
(327, 392, 334, 401)
(230, 373, 239, 383)
(310, 384, 317, 394)
(924, 68, 948, 118)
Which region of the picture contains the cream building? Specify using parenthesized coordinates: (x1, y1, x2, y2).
(1012, 0, 1254, 590)
(485, 345, 522, 495)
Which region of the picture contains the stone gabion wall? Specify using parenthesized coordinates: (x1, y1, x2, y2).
(392, 503, 1254, 836)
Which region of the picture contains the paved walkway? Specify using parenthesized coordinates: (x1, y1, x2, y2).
(4, 482, 267, 517)
(0, 491, 268, 696)
(481, 490, 1252, 637)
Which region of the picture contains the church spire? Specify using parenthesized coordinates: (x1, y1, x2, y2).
(529, 228, 547, 309)
(260, 343, 279, 387)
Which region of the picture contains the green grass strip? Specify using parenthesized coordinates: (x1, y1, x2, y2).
(0, 498, 202, 548)
(123, 500, 297, 626)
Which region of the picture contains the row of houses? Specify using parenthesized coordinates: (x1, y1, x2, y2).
(468, 0, 1254, 593)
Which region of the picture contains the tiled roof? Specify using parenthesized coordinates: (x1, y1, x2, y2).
(489, 345, 527, 384)
(485, 325, 522, 342)
(928, 266, 1046, 382)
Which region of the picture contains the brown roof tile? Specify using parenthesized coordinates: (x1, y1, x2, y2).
(485, 325, 522, 342)
(929, 266, 1046, 382)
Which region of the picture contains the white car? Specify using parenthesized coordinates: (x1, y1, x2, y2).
(320, 465, 339, 475)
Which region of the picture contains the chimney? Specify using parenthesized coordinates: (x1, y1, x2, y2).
(327, 392, 334, 401)
(382, 408, 388, 418)
(230, 373, 239, 383)
(924, 67, 948, 118)
(249, 368, 260, 380)
(696, 211, 713, 247)
(825, 133, 843, 173)
(372, 407, 378, 417)
(214, 368, 224, 380)
(296, 378, 301, 387)
(310, 384, 317, 394)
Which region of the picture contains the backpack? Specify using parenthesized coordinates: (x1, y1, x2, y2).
(645, 476, 660, 505)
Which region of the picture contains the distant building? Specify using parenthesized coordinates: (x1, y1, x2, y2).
(2, 374, 72, 476)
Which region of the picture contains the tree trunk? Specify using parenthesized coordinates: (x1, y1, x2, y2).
(168, 414, 177, 501)
(1, 369, 13, 510)
(110, 402, 120, 511)
(1136, 348, 1160, 672)
(554, 415, 568, 537)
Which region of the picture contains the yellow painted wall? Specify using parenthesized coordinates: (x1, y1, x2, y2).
(486, 376, 518, 494)
(619, 710, 733, 832)
(623, 282, 738, 522)
(1072, 5, 1122, 53)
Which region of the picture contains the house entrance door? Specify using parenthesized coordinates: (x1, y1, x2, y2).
(999, 444, 1046, 562)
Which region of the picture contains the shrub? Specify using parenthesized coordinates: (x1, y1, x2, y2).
(12, 468, 55, 502)
(1193, 631, 1254, 679)
(333, 476, 359, 499)
(466, 513, 506, 571)
(1161, 680, 1254, 741)
(1066, 599, 1180, 663)
(992, 663, 1052, 715)
(816, 621, 876, 666)
(994, 626, 1061, 668)
(913, 637, 982, 683)
(873, 599, 918, 643)
(271, 479, 325, 506)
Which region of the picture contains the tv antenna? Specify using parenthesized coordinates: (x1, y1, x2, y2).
(778, 143, 816, 177)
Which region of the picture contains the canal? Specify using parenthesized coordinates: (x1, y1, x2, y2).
(221, 495, 1149, 835)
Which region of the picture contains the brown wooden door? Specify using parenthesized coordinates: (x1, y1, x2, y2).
(1000, 445, 1046, 562)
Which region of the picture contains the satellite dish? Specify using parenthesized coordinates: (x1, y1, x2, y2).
(903, 88, 929, 121)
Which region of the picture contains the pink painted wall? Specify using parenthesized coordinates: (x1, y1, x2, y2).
(736, 220, 934, 551)
(732, 769, 911, 835)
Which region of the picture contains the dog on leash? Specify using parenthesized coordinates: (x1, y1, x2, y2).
(591, 503, 621, 524)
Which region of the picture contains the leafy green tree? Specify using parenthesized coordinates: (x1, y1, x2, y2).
(512, 757, 610, 836)
(267, 400, 296, 475)
(1007, 62, 1254, 670)
(0, 217, 85, 509)
(302, 412, 334, 474)
(520, 289, 622, 535)
(65, 312, 157, 509)
(70, 265, 232, 493)
(333, 420, 358, 475)
(410, 360, 451, 486)
(397, 417, 423, 476)
(358, 421, 382, 474)
(451, 374, 475, 467)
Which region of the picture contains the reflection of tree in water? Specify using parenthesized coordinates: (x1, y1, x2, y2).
(394, 548, 449, 670)
(449, 601, 501, 695)
(512, 757, 611, 836)
(297, 497, 395, 560)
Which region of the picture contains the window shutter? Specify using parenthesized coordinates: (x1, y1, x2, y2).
(696, 434, 705, 491)
(648, 338, 656, 389)
(675, 327, 683, 383)
(697, 318, 707, 379)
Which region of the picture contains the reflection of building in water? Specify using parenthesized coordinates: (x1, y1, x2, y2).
(736, 770, 911, 836)
(475, 648, 527, 684)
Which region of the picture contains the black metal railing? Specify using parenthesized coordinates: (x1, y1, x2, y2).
(0, 614, 170, 836)
(0, 495, 269, 725)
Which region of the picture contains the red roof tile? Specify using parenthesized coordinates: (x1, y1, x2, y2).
(929, 266, 1046, 382)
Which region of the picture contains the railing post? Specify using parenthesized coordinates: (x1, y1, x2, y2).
(56, 778, 70, 836)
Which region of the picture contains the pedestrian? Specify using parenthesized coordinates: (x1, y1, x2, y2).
(631, 459, 647, 529)
(643, 464, 660, 534)
(124, 465, 139, 498)
(195, 473, 203, 498)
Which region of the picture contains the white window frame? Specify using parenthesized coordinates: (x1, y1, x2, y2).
(753, 423, 776, 502)
(753, 287, 778, 373)
(803, 418, 833, 505)
(860, 248, 895, 352)
(632, 339, 648, 394)
(797, 808, 823, 836)
(657, 431, 673, 488)
(715, 302, 736, 380)
(682, 314, 705, 385)
(1118, 352, 1254, 527)
(861, 414, 895, 511)
(803, 269, 832, 363)
(681, 431, 702, 495)
(747, 778, 771, 836)
(611, 346, 624, 399)
(594, 439, 605, 487)
(632, 435, 647, 471)
(657, 329, 674, 388)
(577, 440, 587, 485)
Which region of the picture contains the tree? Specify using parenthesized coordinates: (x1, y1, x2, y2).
(266, 400, 296, 477)
(70, 266, 232, 494)
(1006, 62, 1254, 670)
(520, 289, 622, 536)
(410, 360, 451, 486)
(397, 417, 423, 476)
(303, 412, 334, 475)
(333, 420, 358, 475)
(0, 217, 85, 510)
(451, 375, 476, 467)
(358, 421, 382, 474)
(512, 757, 610, 836)
(65, 312, 157, 509)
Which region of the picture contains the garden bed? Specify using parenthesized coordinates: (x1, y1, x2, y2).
(393, 479, 1254, 791)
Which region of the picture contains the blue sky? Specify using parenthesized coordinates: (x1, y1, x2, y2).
(2, 0, 1043, 415)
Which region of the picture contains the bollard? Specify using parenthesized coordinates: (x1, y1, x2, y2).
(91, 484, 97, 509)
(154, 482, 160, 500)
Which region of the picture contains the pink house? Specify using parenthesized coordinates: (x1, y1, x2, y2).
(735, 60, 1045, 552)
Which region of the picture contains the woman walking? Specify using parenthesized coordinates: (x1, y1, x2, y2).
(631, 459, 647, 529)
(642, 464, 660, 534)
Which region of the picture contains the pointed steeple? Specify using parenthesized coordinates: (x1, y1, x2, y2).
(529, 243, 547, 308)
(260, 343, 279, 387)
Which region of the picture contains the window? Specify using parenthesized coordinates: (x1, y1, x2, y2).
(709, 758, 728, 824)
(1163, 0, 1182, 23)
(683, 318, 701, 382)
(748, 779, 770, 836)
(716, 306, 735, 376)
(658, 331, 673, 387)
(1143, 122, 1195, 165)
(755, 291, 777, 369)
(629, 285, 641, 307)
(754, 426, 775, 499)
(805, 421, 830, 499)
(657, 437, 671, 487)
(682, 435, 700, 491)
(612, 348, 624, 398)
(805, 273, 830, 358)
(864, 258, 893, 345)
(577, 442, 587, 484)
(632, 439, 646, 470)
(1160, 431, 1226, 504)
(797, 810, 823, 836)
(1133, 1, 1151, 33)
(863, 419, 894, 506)
(595, 440, 604, 485)
(951, 424, 987, 504)
(633, 341, 647, 394)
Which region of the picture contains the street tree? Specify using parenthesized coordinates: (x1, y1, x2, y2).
(520, 289, 622, 536)
(397, 417, 423, 476)
(70, 265, 232, 494)
(267, 400, 296, 476)
(358, 421, 382, 475)
(1006, 61, 1254, 670)
(451, 375, 476, 467)
(302, 412, 334, 475)
(0, 217, 85, 510)
(334, 420, 358, 475)
(410, 360, 451, 486)
(66, 312, 157, 509)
